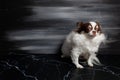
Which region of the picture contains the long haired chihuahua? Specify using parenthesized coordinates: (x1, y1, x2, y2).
(61, 21, 106, 68)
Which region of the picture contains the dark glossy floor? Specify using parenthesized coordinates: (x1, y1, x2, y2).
(1, 0, 120, 80)
(0, 54, 120, 80)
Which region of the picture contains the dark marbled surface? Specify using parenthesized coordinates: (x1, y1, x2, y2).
(0, 54, 120, 80)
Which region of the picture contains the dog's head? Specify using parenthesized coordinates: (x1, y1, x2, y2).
(75, 21, 102, 37)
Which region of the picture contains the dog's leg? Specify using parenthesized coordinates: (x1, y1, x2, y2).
(61, 55, 65, 58)
(92, 56, 102, 65)
(71, 51, 84, 68)
(87, 53, 95, 67)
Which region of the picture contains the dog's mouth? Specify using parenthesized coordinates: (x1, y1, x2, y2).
(85, 33, 97, 38)
(89, 34, 96, 38)
(92, 34, 96, 37)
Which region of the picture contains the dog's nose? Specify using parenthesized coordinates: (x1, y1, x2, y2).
(92, 31, 96, 34)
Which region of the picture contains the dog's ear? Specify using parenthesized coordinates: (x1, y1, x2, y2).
(75, 22, 83, 33)
(96, 21, 102, 33)
(95, 21, 100, 27)
(76, 22, 83, 28)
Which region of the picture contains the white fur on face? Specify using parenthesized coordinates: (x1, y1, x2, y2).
(88, 22, 99, 37)
(89, 21, 97, 27)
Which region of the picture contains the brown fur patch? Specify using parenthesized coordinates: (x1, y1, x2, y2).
(74, 22, 91, 33)
(95, 21, 102, 33)
(74, 21, 102, 34)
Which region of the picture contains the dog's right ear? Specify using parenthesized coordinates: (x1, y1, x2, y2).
(76, 22, 83, 28)
(75, 22, 83, 33)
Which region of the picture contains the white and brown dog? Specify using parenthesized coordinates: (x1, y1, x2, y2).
(61, 21, 106, 68)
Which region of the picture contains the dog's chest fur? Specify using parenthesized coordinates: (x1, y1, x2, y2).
(72, 31, 105, 53)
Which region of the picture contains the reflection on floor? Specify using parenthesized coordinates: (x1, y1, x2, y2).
(0, 53, 120, 80)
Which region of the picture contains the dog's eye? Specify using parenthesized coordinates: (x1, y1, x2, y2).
(95, 25, 99, 30)
(88, 25, 92, 30)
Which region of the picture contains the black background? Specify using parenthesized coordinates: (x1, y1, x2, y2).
(1, 0, 120, 54)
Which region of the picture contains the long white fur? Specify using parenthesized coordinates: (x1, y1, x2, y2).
(61, 22, 106, 68)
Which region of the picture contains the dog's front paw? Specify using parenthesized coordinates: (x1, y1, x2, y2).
(61, 55, 65, 58)
(76, 64, 84, 69)
(88, 63, 94, 67)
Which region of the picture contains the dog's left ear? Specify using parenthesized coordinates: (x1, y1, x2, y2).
(96, 21, 100, 27)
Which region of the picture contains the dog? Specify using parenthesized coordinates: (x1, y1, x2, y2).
(61, 21, 106, 68)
